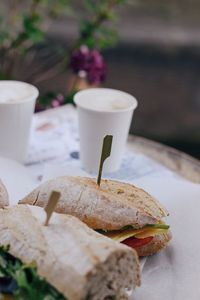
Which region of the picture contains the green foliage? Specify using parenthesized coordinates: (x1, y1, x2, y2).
(0, 0, 127, 81)
(36, 91, 74, 112)
(0, 246, 65, 300)
(78, 0, 127, 50)
(0, 0, 72, 52)
(23, 14, 43, 42)
(0, 0, 127, 52)
(11, 14, 44, 51)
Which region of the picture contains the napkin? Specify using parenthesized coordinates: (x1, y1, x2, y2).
(43, 163, 200, 300)
(132, 174, 200, 300)
(0, 156, 36, 204)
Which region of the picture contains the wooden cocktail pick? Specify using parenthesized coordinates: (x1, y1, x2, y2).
(97, 135, 113, 186)
(44, 191, 61, 226)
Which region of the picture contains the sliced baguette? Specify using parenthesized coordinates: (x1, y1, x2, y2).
(19, 176, 168, 230)
(0, 205, 141, 300)
(0, 179, 9, 207)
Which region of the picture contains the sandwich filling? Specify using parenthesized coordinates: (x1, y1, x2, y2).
(99, 223, 169, 249)
(0, 246, 65, 300)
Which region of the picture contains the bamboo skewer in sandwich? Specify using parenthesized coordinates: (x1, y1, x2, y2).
(20, 176, 172, 257)
(0, 204, 140, 300)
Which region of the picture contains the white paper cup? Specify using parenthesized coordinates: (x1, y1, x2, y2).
(74, 88, 138, 173)
(0, 81, 39, 162)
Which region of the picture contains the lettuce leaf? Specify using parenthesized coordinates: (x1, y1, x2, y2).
(119, 223, 169, 231)
(98, 223, 170, 234)
(0, 246, 66, 300)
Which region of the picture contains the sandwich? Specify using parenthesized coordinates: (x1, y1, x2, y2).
(0, 179, 9, 208)
(20, 176, 172, 257)
(0, 204, 140, 300)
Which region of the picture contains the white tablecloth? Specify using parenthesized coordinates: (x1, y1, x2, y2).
(23, 105, 200, 300)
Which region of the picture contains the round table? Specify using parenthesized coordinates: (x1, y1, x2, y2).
(32, 105, 200, 184)
(128, 135, 200, 183)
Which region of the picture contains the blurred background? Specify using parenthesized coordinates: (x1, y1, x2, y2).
(0, 0, 199, 158)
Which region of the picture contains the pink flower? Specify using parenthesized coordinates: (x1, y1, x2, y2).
(51, 99, 60, 108)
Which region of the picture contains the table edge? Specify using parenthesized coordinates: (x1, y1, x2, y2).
(128, 135, 200, 184)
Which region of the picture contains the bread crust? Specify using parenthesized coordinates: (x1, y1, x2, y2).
(136, 231, 172, 257)
(0, 179, 9, 207)
(0, 205, 141, 300)
(19, 176, 168, 230)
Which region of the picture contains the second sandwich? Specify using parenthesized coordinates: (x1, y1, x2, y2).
(20, 176, 172, 257)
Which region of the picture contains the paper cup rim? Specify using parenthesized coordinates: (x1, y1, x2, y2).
(0, 80, 39, 105)
(74, 88, 138, 113)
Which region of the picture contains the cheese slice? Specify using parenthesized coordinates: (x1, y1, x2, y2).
(134, 228, 168, 239)
(101, 226, 169, 242)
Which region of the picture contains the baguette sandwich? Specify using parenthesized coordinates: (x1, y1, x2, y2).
(0, 179, 9, 207)
(0, 204, 140, 300)
(20, 176, 172, 256)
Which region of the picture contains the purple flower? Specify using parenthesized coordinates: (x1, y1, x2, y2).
(70, 45, 106, 84)
(70, 45, 91, 73)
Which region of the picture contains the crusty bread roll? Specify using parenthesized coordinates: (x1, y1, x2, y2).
(0, 205, 141, 300)
(0, 179, 9, 207)
(19, 176, 171, 257)
(136, 231, 172, 257)
(20, 176, 168, 230)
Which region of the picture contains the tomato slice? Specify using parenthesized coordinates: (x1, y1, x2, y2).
(122, 236, 153, 249)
